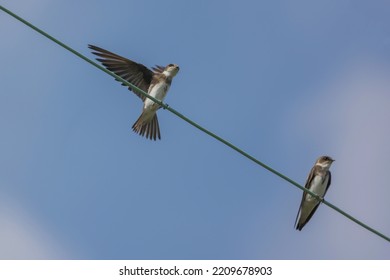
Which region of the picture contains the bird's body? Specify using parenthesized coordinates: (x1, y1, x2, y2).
(132, 78, 171, 140)
(295, 156, 335, 231)
(88, 44, 179, 140)
(144, 81, 170, 110)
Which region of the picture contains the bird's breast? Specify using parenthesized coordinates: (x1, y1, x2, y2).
(144, 81, 170, 110)
(307, 175, 329, 201)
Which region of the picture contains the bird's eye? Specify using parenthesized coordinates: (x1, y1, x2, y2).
(324, 156, 334, 162)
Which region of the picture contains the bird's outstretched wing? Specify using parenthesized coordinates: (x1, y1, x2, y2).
(89, 44, 154, 100)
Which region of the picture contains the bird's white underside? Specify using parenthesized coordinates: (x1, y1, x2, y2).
(298, 174, 329, 223)
(144, 81, 169, 110)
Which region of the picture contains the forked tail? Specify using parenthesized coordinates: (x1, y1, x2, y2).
(132, 112, 161, 140)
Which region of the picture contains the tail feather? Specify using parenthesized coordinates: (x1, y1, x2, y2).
(132, 112, 161, 140)
(294, 209, 302, 231)
(294, 201, 320, 231)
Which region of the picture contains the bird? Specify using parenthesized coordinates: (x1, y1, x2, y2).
(295, 155, 335, 231)
(88, 44, 180, 140)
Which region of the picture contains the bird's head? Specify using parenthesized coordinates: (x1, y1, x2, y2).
(315, 155, 335, 170)
(163, 64, 180, 77)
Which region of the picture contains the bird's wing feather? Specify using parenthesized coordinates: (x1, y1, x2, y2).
(294, 165, 317, 228)
(152, 65, 165, 73)
(89, 44, 154, 101)
(324, 171, 331, 195)
(297, 171, 331, 229)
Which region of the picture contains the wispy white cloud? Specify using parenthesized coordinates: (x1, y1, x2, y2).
(0, 190, 71, 259)
(294, 56, 390, 258)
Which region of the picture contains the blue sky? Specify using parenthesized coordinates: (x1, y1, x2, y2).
(1, 0, 390, 259)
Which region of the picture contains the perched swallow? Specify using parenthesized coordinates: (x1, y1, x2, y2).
(295, 155, 335, 231)
(88, 44, 179, 140)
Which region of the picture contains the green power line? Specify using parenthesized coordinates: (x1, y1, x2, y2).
(1, 4, 389, 243)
